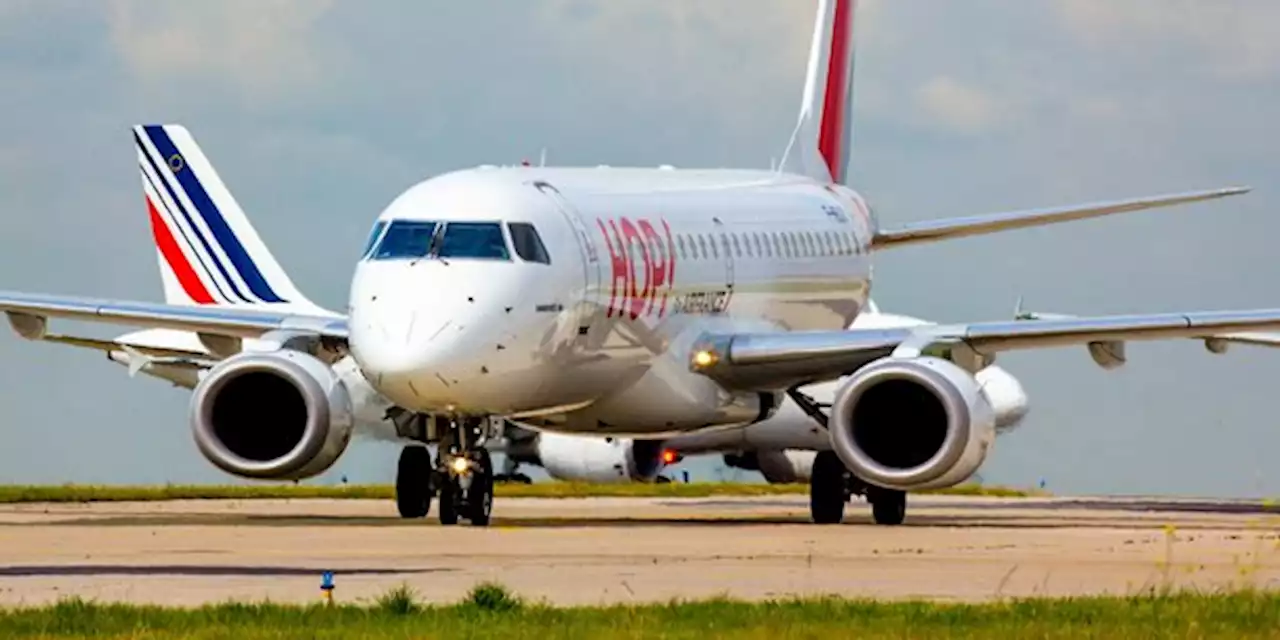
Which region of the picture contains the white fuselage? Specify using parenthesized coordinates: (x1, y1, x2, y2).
(348, 166, 875, 435)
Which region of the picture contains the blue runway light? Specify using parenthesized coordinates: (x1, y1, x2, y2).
(321, 571, 335, 604)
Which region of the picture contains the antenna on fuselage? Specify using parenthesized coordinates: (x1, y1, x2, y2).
(539, 148, 548, 167)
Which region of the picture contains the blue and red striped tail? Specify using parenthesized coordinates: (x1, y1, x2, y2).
(133, 124, 329, 315)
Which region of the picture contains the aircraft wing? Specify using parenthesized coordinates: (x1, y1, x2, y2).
(690, 308, 1280, 391)
(38, 334, 212, 360)
(1014, 308, 1280, 351)
(872, 186, 1249, 250)
(1212, 332, 1280, 348)
(0, 291, 348, 341)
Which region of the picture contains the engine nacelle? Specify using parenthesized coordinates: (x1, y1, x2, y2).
(974, 365, 1030, 432)
(190, 350, 355, 480)
(535, 432, 665, 483)
(829, 356, 996, 491)
(724, 449, 816, 484)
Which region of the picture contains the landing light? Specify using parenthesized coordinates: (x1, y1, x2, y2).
(449, 456, 471, 474)
(692, 350, 718, 369)
(661, 449, 681, 465)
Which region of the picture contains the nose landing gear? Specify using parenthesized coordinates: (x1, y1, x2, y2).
(393, 414, 497, 527)
(437, 448, 494, 526)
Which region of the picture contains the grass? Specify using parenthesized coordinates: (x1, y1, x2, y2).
(1, 584, 1277, 639)
(0, 481, 1039, 504)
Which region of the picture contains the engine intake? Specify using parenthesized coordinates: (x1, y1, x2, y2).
(190, 350, 354, 480)
(829, 356, 995, 491)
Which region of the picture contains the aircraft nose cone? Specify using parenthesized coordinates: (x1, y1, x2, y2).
(346, 260, 534, 413)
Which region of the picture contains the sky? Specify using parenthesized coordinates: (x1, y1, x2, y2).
(0, 0, 1278, 497)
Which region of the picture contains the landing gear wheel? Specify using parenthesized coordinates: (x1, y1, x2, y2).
(396, 446, 433, 519)
(466, 450, 494, 527)
(809, 450, 848, 524)
(437, 476, 460, 526)
(870, 489, 907, 526)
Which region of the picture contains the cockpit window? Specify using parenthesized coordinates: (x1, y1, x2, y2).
(436, 222, 510, 260)
(360, 221, 388, 258)
(370, 220, 438, 260)
(508, 222, 551, 264)
(368, 220, 514, 262)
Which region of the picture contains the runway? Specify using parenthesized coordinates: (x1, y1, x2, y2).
(0, 494, 1277, 607)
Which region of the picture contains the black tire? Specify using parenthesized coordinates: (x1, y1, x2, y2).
(466, 450, 494, 527)
(809, 450, 847, 524)
(396, 446, 432, 519)
(438, 481, 459, 525)
(870, 489, 906, 526)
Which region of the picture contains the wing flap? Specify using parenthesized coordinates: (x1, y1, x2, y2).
(872, 186, 1250, 250)
(0, 291, 347, 341)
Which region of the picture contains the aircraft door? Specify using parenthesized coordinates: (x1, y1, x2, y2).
(713, 218, 735, 311)
(532, 180, 601, 332)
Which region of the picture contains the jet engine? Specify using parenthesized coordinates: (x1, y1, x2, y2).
(189, 350, 355, 480)
(532, 432, 666, 483)
(974, 366, 1030, 432)
(724, 449, 816, 484)
(828, 356, 996, 491)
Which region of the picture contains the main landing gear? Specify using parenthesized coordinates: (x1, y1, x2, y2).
(788, 389, 908, 526)
(393, 414, 496, 527)
(808, 451, 906, 526)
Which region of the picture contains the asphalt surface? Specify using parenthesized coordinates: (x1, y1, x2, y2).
(0, 494, 1277, 606)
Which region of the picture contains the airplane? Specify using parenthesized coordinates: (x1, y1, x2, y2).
(2, 0, 1278, 528)
(495, 301, 1033, 520)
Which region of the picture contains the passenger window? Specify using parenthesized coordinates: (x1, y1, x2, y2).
(437, 222, 511, 260)
(732, 234, 742, 257)
(508, 222, 551, 264)
(698, 235, 709, 258)
(677, 235, 688, 260)
(370, 220, 439, 260)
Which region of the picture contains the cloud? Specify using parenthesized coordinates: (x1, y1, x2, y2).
(913, 76, 1002, 135)
(1053, 0, 1280, 81)
(104, 0, 341, 105)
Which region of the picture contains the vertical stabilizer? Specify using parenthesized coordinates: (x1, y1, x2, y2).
(133, 124, 335, 316)
(780, 0, 857, 186)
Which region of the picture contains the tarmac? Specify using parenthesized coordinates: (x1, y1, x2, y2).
(0, 494, 1277, 607)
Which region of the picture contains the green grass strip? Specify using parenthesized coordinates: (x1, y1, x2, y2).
(0, 584, 1275, 639)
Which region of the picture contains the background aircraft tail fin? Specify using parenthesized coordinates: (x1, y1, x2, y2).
(133, 124, 332, 315)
